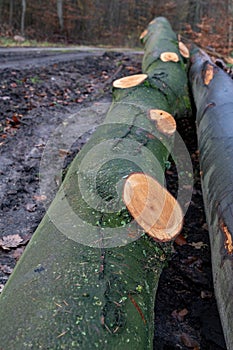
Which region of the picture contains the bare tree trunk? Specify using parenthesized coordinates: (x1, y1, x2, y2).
(9, 0, 14, 26)
(228, 0, 233, 52)
(21, 0, 26, 36)
(57, 0, 63, 31)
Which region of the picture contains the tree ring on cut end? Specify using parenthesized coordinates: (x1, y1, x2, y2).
(123, 173, 183, 242)
(178, 41, 190, 58)
(149, 109, 176, 135)
(160, 52, 179, 62)
(113, 74, 148, 89)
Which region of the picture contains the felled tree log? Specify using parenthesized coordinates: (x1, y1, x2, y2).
(189, 48, 233, 349)
(0, 17, 190, 349)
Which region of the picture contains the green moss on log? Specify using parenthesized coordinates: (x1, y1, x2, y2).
(0, 17, 190, 349)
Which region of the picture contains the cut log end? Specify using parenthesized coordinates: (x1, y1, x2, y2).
(220, 220, 233, 255)
(178, 41, 190, 58)
(123, 173, 183, 242)
(140, 29, 148, 40)
(149, 19, 156, 25)
(160, 52, 180, 63)
(149, 109, 176, 135)
(203, 63, 214, 85)
(113, 74, 148, 89)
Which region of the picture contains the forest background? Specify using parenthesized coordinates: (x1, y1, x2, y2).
(0, 0, 233, 56)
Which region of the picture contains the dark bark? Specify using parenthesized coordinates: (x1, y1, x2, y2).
(189, 47, 233, 349)
(9, 0, 14, 26)
(0, 17, 190, 349)
(21, 0, 26, 36)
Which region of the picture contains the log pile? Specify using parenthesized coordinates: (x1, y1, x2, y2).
(0, 17, 190, 349)
(2, 16, 232, 350)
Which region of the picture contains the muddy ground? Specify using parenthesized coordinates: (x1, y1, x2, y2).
(0, 49, 227, 349)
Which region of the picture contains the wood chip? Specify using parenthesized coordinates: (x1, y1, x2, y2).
(160, 52, 179, 62)
(123, 173, 183, 242)
(113, 74, 148, 89)
(149, 109, 176, 135)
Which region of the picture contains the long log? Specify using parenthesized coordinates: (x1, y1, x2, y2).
(189, 48, 233, 349)
(0, 17, 190, 349)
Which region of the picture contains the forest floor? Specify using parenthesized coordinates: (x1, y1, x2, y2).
(0, 49, 227, 349)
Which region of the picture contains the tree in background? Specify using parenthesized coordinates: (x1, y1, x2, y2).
(21, 0, 26, 36)
(0, 0, 232, 55)
(56, 0, 63, 32)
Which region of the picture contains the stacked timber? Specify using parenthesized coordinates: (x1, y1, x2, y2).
(0, 17, 190, 349)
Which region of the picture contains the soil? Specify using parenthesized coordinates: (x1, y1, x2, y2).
(0, 49, 227, 349)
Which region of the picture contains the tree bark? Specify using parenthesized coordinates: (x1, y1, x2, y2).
(228, 0, 233, 51)
(0, 17, 190, 349)
(57, 0, 64, 31)
(21, 0, 26, 36)
(9, 0, 14, 26)
(189, 47, 233, 349)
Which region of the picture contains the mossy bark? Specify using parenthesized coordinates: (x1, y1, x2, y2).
(0, 17, 190, 349)
(189, 48, 233, 349)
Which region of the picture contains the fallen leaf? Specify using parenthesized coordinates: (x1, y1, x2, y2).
(21, 234, 31, 246)
(33, 194, 47, 201)
(59, 149, 71, 157)
(171, 308, 188, 321)
(180, 332, 200, 348)
(0, 234, 23, 250)
(0, 264, 13, 274)
(12, 247, 25, 261)
(175, 233, 187, 246)
(190, 241, 207, 249)
(26, 203, 37, 212)
(202, 222, 208, 231)
(0, 284, 5, 293)
(201, 290, 213, 299)
(179, 308, 189, 317)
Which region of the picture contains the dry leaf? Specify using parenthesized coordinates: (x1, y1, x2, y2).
(201, 290, 213, 299)
(12, 247, 25, 261)
(0, 264, 13, 274)
(33, 194, 47, 201)
(171, 308, 188, 321)
(0, 234, 23, 250)
(26, 203, 37, 212)
(59, 149, 71, 157)
(175, 233, 187, 246)
(180, 332, 200, 348)
(190, 241, 207, 249)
